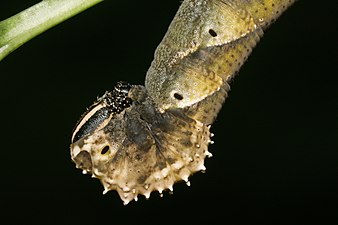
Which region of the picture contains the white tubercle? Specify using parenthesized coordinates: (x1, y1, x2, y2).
(123, 199, 130, 206)
(196, 163, 206, 171)
(102, 189, 109, 195)
(144, 191, 151, 199)
(205, 151, 213, 158)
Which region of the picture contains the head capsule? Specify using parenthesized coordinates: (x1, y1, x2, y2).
(71, 81, 132, 144)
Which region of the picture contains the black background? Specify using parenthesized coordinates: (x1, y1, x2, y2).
(0, 1, 337, 224)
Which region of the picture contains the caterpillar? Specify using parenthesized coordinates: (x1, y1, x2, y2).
(70, 0, 296, 205)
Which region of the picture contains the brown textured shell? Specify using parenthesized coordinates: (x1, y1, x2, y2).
(71, 0, 295, 205)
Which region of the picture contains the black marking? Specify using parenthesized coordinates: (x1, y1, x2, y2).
(209, 29, 218, 37)
(72, 81, 133, 143)
(173, 93, 184, 100)
(102, 81, 133, 113)
(101, 146, 110, 155)
(73, 107, 110, 143)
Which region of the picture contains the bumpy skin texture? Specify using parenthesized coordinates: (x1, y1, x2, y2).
(145, 0, 295, 111)
(70, 0, 295, 205)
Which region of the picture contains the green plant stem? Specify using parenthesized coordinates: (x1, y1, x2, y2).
(0, 0, 103, 61)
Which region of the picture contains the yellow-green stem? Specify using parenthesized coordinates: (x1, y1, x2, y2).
(0, 0, 103, 61)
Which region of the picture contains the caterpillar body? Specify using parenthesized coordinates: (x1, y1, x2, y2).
(71, 0, 296, 205)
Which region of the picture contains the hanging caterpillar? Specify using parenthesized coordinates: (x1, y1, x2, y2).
(70, 0, 296, 205)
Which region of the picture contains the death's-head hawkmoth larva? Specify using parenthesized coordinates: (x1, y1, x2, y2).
(71, 0, 296, 205)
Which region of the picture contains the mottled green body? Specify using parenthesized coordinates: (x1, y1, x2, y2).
(146, 0, 295, 113)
